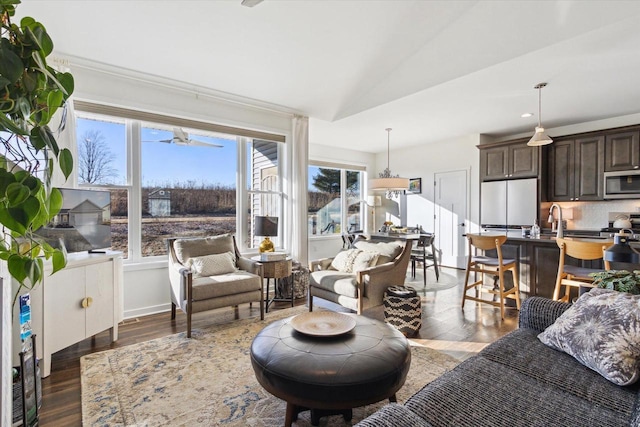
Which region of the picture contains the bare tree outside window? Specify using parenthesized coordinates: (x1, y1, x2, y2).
(78, 130, 118, 184)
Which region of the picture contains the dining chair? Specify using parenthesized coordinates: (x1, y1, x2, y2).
(410, 233, 440, 286)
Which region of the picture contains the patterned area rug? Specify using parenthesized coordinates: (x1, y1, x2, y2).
(81, 306, 460, 426)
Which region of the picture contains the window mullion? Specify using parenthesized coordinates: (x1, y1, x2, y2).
(128, 120, 142, 261)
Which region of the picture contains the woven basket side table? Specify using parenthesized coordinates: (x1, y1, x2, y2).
(383, 286, 422, 337)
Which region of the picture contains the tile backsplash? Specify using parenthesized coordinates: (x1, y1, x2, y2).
(540, 200, 640, 231)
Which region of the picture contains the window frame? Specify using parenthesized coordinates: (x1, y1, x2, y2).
(74, 109, 287, 263)
(308, 163, 367, 239)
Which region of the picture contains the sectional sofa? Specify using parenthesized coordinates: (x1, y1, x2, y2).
(357, 295, 640, 426)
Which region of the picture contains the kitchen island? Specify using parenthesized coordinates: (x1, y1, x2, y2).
(482, 231, 626, 299)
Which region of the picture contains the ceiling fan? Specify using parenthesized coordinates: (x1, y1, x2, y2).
(143, 128, 223, 148)
(241, 0, 263, 7)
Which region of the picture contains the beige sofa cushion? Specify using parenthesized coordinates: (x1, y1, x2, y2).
(174, 234, 235, 265)
(353, 241, 403, 265)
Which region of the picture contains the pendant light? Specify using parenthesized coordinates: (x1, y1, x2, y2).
(527, 82, 553, 147)
(369, 128, 409, 198)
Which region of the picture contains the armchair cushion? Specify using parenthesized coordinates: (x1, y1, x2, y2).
(173, 234, 235, 265)
(309, 270, 359, 298)
(330, 249, 379, 273)
(353, 241, 403, 265)
(192, 271, 262, 300)
(188, 251, 237, 278)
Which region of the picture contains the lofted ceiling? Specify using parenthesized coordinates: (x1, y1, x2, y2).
(15, 0, 640, 154)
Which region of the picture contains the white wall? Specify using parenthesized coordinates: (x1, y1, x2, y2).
(375, 134, 481, 233)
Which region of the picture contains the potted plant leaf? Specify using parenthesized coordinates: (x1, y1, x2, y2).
(589, 270, 640, 295)
(1, 0, 74, 303)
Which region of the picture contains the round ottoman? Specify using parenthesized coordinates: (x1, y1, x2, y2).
(383, 286, 422, 337)
(250, 314, 411, 426)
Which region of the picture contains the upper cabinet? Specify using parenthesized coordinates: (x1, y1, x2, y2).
(479, 141, 539, 181)
(547, 136, 604, 201)
(605, 131, 640, 171)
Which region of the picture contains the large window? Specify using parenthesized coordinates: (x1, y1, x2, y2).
(308, 165, 363, 236)
(76, 116, 129, 257)
(75, 109, 284, 260)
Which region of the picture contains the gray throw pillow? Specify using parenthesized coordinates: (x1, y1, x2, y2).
(538, 288, 640, 386)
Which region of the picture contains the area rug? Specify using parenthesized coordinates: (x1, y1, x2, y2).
(81, 306, 461, 426)
(404, 269, 461, 293)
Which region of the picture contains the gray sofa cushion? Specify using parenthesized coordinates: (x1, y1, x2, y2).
(480, 329, 639, 415)
(404, 356, 634, 427)
(355, 404, 431, 427)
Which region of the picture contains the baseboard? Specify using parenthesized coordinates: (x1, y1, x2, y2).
(123, 303, 171, 320)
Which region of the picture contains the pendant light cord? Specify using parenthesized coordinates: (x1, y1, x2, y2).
(534, 82, 547, 128)
(385, 127, 392, 169)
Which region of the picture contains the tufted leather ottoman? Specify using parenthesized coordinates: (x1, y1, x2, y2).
(250, 314, 411, 426)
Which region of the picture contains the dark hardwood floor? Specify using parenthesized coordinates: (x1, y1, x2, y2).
(38, 267, 518, 426)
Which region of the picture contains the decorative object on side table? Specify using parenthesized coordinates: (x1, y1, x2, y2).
(589, 270, 640, 294)
(255, 215, 278, 253)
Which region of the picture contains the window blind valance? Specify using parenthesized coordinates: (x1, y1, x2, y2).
(74, 100, 286, 143)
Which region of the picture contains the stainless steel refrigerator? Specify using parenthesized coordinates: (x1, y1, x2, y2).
(481, 178, 537, 229)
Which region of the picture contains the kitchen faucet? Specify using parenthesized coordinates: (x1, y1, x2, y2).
(548, 203, 564, 238)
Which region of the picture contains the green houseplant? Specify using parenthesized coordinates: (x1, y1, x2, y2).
(589, 270, 640, 295)
(1, 0, 74, 305)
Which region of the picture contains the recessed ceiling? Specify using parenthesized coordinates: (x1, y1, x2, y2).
(15, 1, 640, 153)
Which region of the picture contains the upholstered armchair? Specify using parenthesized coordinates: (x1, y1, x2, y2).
(308, 239, 413, 314)
(167, 234, 264, 337)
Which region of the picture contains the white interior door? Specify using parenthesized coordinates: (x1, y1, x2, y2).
(434, 170, 468, 269)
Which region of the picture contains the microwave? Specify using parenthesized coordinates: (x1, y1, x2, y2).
(604, 170, 640, 199)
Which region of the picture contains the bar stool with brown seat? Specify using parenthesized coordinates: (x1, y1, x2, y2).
(462, 233, 520, 319)
(553, 237, 613, 303)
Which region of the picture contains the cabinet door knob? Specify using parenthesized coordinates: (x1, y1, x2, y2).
(81, 298, 88, 308)
(87, 297, 93, 307)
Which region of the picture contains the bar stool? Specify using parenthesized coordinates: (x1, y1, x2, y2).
(554, 238, 613, 303)
(462, 233, 520, 319)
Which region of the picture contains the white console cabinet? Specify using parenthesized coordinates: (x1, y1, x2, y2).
(13, 251, 123, 377)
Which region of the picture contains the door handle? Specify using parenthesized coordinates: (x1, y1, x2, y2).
(459, 222, 465, 226)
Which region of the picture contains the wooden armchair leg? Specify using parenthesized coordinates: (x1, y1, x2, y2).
(171, 302, 176, 320)
(187, 305, 192, 338)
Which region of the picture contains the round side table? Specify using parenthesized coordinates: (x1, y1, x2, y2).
(251, 256, 293, 312)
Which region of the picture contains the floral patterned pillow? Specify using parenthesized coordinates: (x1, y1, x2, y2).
(538, 288, 640, 386)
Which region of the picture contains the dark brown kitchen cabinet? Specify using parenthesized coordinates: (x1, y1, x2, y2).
(480, 141, 538, 181)
(547, 136, 604, 201)
(605, 131, 640, 171)
(547, 139, 574, 201)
